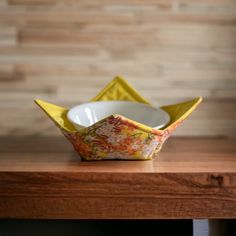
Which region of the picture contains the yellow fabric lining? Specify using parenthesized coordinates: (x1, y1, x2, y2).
(35, 76, 202, 132)
(90, 76, 150, 104)
(34, 99, 76, 132)
(161, 97, 202, 130)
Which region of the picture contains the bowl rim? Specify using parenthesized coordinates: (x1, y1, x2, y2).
(67, 100, 170, 130)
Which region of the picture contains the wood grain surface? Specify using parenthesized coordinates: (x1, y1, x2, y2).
(0, 136, 236, 219)
(0, 0, 236, 137)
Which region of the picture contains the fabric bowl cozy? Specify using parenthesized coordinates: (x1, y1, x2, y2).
(35, 76, 202, 160)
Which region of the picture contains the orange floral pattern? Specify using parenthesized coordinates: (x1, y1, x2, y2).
(62, 115, 184, 160)
(61, 116, 182, 160)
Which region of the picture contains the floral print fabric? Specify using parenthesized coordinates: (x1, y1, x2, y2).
(63, 115, 182, 160)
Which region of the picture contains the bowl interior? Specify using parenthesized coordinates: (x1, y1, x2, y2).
(67, 101, 170, 129)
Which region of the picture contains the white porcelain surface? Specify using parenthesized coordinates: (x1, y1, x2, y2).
(67, 101, 170, 130)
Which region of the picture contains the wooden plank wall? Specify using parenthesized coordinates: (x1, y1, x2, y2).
(0, 0, 235, 137)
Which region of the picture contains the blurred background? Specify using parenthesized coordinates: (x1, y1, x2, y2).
(0, 0, 235, 137)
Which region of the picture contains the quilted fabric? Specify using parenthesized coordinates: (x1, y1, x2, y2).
(35, 76, 202, 160)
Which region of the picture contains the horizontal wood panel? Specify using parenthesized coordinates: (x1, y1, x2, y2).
(1, 196, 236, 219)
(0, 0, 235, 137)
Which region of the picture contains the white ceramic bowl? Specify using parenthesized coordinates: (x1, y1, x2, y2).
(67, 101, 170, 130)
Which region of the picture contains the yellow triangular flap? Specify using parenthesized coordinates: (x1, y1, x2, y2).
(35, 99, 76, 132)
(90, 76, 150, 104)
(161, 97, 202, 130)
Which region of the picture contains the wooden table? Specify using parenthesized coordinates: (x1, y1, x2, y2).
(0, 136, 236, 219)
